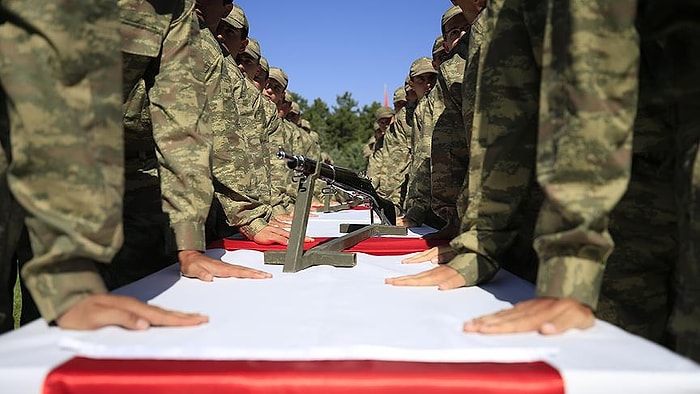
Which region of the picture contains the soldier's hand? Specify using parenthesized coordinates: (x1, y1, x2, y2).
(385, 265, 466, 290)
(396, 216, 417, 228)
(401, 245, 457, 264)
(179, 250, 271, 282)
(251, 225, 314, 245)
(463, 298, 595, 335)
(55, 294, 208, 330)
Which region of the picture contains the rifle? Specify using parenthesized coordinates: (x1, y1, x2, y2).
(278, 149, 397, 225)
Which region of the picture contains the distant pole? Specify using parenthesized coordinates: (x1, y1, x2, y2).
(383, 83, 389, 107)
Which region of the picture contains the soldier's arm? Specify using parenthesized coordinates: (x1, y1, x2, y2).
(150, 5, 213, 252)
(533, 0, 638, 309)
(464, 0, 639, 335)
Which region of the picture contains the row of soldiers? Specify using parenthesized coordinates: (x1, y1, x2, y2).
(0, 0, 350, 332)
(365, 0, 699, 362)
(0, 0, 698, 365)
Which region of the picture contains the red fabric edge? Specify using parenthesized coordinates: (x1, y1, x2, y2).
(44, 357, 564, 394)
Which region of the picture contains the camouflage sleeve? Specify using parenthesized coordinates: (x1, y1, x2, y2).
(448, 0, 546, 286)
(267, 111, 296, 214)
(404, 88, 445, 225)
(533, 0, 639, 309)
(205, 40, 271, 238)
(149, 4, 213, 252)
(431, 51, 468, 226)
(379, 115, 412, 208)
(2, 0, 123, 321)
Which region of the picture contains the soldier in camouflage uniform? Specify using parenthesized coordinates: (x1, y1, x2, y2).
(458, 0, 700, 363)
(263, 67, 301, 213)
(389, 0, 545, 288)
(366, 107, 395, 184)
(209, 6, 299, 245)
(399, 56, 446, 230)
(0, 0, 207, 330)
(109, 0, 269, 287)
(425, 5, 472, 240)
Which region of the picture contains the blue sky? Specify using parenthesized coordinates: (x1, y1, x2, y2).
(235, 1, 450, 109)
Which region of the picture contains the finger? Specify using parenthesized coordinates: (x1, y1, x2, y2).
(212, 262, 272, 279)
(401, 248, 438, 264)
(98, 295, 209, 327)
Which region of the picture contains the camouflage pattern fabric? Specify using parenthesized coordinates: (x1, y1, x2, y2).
(404, 84, 445, 226)
(534, 0, 639, 310)
(430, 34, 469, 233)
(101, 0, 213, 290)
(0, 0, 122, 321)
(206, 33, 271, 239)
(262, 97, 295, 215)
(448, 0, 547, 285)
(597, 0, 700, 361)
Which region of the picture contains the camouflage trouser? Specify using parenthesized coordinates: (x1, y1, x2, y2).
(0, 1, 123, 322)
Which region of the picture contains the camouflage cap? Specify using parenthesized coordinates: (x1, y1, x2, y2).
(375, 106, 395, 121)
(409, 57, 437, 78)
(441, 5, 463, 34)
(284, 91, 294, 103)
(393, 86, 407, 104)
(290, 102, 301, 115)
(222, 4, 249, 30)
(259, 56, 269, 73)
(432, 35, 446, 56)
(244, 37, 261, 62)
(300, 119, 311, 131)
(268, 67, 288, 89)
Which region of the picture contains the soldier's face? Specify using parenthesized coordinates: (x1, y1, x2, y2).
(253, 71, 268, 91)
(443, 14, 469, 51)
(278, 101, 292, 118)
(264, 80, 285, 104)
(217, 23, 245, 55)
(377, 117, 391, 131)
(410, 73, 437, 99)
(237, 53, 260, 81)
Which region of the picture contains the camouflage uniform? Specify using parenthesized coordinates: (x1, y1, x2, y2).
(206, 12, 273, 241)
(448, 0, 547, 285)
(99, 0, 212, 290)
(590, 0, 700, 361)
(404, 59, 445, 228)
(0, 0, 123, 322)
(430, 32, 470, 236)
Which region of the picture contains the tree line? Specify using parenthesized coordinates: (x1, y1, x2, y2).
(288, 91, 382, 172)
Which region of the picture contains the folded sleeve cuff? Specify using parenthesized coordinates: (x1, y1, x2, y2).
(239, 217, 268, 238)
(23, 259, 107, 323)
(172, 220, 206, 252)
(536, 256, 605, 309)
(447, 252, 499, 287)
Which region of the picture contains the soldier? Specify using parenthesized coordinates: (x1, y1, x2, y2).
(422, 5, 473, 242)
(236, 37, 261, 82)
(464, 0, 700, 363)
(388, 0, 546, 291)
(253, 56, 269, 91)
(211, 6, 302, 244)
(366, 107, 395, 185)
(0, 0, 206, 330)
(399, 56, 445, 230)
